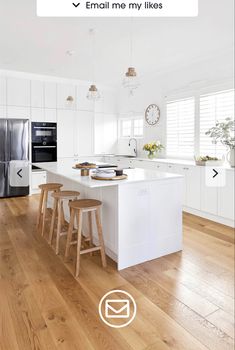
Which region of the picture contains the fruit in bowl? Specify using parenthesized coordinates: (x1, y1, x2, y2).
(194, 156, 223, 166)
(75, 162, 97, 169)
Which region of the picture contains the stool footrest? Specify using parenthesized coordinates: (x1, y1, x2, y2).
(80, 246, 101, 255)
(60, 231, 68, 237)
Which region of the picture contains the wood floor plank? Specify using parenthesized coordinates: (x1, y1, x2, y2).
(206, 309, 235, 339)
(0, 195, 234, 350)
(0, 246, 57, 350)
(120, 265, 234, 350)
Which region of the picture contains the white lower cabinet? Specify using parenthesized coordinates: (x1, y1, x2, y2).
(31, 171, 47, 194)
(101, 156, 234, 226)
(184, 166, 201, 210)
(218, 170, 234, 220)
(200, 168, 218, 215)
(154, 162, 167, 172)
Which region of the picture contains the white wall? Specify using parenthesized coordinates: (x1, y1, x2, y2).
(0, 69, 118, 157)
(117, 52, 234, 158)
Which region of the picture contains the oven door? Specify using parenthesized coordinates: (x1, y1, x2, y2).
(32, 123, 57, 143)
(32, 145, 57, 163)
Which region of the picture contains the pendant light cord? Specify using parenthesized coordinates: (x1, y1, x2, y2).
(89, 28, 95, 83)
(130, 17, 133, 66)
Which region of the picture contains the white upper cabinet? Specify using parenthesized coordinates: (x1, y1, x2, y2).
(103, 113, 117, 153)
(0, 105, 6, 118)
(45, 109, 57, 122)
(76, 85, 94, 111)
(94, 94, 104, 113)
(7, 106, 31, 119)
(0, 77, 6, 105)
(75, 111, 94, 156)
(31, 80, 44, 107)
(31, 108, 44, 122)
(7, 77, 30, 106)
(103, 90, 117, 114)
(94, 112, 103, 154)
(94, 112, 117, 154)
(57, 110, 76, 158)
(95, 89, 116, 114)
(45, 82, 57, 108)
(218, 170, 234, 220)
(57, 84, 76, 110)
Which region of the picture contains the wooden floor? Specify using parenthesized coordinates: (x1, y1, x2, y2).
(0, 195, 234, 350)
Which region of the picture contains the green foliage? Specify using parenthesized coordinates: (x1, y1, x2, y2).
(205, 117, 235, 149)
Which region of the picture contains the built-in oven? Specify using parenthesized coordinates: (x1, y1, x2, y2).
(32, 122, 57, 163)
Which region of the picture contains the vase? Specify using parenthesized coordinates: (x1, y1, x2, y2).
(148, 152, 155, 159)
(227, 148, 235, 167)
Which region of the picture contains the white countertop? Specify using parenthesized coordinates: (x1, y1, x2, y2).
(34, 159, 183, 188)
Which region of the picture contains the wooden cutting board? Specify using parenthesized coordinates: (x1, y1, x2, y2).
(91, 174, 128, 181)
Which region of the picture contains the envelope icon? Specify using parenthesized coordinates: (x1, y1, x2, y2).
(105, 299, 130, 318)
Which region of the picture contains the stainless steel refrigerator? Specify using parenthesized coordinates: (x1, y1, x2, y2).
(0, 119, 29, 198)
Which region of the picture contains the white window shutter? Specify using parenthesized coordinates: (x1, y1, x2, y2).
(200, 89, 234, 158)
(166, 97, 195, 158)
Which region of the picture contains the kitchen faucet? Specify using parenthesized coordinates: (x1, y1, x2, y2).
(129, 138, 137, 157)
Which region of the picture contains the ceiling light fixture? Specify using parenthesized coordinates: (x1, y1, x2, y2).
(123, 18, 139, 96)
(87, 29, 101, 101)
(66, 95, 74, 107)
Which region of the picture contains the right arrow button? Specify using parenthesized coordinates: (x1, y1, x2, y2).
(212, 169, 218, 178)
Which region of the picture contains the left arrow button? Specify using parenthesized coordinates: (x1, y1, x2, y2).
(17, 169, 23, 178)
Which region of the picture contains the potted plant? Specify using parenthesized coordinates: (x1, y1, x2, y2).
(143, 141, 164, 159)
(205, 117, 235, 167)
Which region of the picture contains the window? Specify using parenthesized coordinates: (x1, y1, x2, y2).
(121, 120, 132, 137)
(120, 118, 143, 138)
(200, 89, 234, 158)
(133, 119, 144, 137)
(166, 97, 195, 158)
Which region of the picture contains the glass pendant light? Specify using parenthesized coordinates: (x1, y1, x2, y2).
(87, 29, 101, 101)
(123, 18, 139, 96)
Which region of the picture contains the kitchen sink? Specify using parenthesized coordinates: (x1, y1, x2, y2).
(115, 154, 136, 158)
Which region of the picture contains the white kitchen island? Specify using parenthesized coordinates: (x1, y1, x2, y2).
(35, 159, 184, 270)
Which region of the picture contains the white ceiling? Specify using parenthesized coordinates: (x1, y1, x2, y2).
(0, 0, 233, 85)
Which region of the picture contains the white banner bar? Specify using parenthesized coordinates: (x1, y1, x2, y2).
(37, 0, 198, 17)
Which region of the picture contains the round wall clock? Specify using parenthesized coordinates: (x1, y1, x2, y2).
(145, 104, 160, 126)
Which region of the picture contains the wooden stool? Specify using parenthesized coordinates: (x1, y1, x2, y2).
(65, 199, 107, 277)
(49, 190, 80, 255)
(37, 183, 63, 237)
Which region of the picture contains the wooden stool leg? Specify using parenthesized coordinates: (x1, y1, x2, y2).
(49, 197, 58, 244)
(88, 211, 93, 256)
(75, 210, 83, 277)
(65, 208, 75, 259)
(95, 208, 107, 268)
(55, 199, 63, 255)
(37, 189, 44, 229)
(41, 190, 48, 236)
(61, 203, 66, 227)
